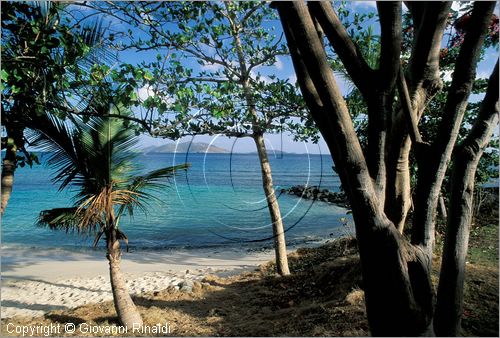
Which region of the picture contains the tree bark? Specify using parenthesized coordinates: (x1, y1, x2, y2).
(385, 136, 412, 232)
(434, 61, 499, 336)
(1, 144, 16, 215)
(308, 2, 402, 203)
(106, 228, 143, 328)
(438, 194, 447, 221)
(225, 3, 290, 276)
(274, 1, 497, 335)
(275, 3, 435, 335)
(411, 1, 495, 258)
(253, 132, 290, 276)
(385, 2, 451, 232)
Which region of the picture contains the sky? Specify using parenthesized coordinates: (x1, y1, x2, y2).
(72, 1, 498, 155)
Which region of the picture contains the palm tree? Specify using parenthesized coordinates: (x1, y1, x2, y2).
(1, 1, 112, 215)
(32, 112, 189, 328)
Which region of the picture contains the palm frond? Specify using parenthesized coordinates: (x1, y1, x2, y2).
(27, 114, 87, 191)
(36, 207, 98, 234)
(75, 18, 118, 71)
(131, 164, 191, 193)
(30, 113, 139, 194)
(32, 107, 186, 237)
(117, 163, 190, 218)
(76, 184, 143, 229)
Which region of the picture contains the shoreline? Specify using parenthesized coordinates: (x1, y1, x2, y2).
(1, 241, 321, 319)
(1, 227, 349, 319)
(1, 244, 278, 282)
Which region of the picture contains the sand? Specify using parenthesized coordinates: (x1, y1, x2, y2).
(1, 245, 276, 319)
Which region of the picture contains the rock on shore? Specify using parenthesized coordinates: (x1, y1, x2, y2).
(281, 185, 349, 208)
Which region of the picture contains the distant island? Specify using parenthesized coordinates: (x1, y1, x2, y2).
(141, 142, 321, 155)
(142, 142, 230, 154)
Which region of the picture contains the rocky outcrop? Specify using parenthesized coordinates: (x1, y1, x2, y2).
(281, 185, 349, 208)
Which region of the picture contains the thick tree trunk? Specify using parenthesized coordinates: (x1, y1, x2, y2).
(384, 2, 451, 233)
(106, 229, 143, 328)
(434, 61, 499, 336)
(1, 144, 17, 215)
(253, 133, 290, 276)
(275, 1, 496, 336)
(276, 4, 435, 335)
(355, 222, 435, 336)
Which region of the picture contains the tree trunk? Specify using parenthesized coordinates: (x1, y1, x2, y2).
(253, 132, 290, 276)
(385, 141, 412, 233)
(1, 144, 17, 215)
(275, 1, 496, 335)
(411, 2, 495, 258)
(106, 229, 143, 328)
(276, 4, 435, 334)
(434, 149, 477, 336)
(355, 222, 435, 336)
(224, 6, 290, 276)
(438, 194, 447, 220)
(434, 61, 499, 337)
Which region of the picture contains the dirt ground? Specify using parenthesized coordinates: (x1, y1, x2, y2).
(460, 210, 499, 337)
(2, 217, 498, 337)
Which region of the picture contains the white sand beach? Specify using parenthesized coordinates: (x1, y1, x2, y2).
(1, 246, 276, 319)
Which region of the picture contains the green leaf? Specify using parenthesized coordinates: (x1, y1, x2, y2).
(0, 69, 8, 82)
(144, 70, 153, 81)
(129, 91, 138, 101)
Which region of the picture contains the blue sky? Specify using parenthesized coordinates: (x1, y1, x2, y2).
(74, 1, 498, 154)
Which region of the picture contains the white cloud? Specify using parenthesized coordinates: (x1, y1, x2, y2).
(138, 85, 175, 105)
(476, 71, 490, 79)
(451, 2, 469, 16)
(352, 1, 377, 10)
(138, 85, 154, 101)
(250, 70, 272, 84)
(274, 57, 284, 70)
(200, 62, 223, 72)
(288, 73, 297, 85)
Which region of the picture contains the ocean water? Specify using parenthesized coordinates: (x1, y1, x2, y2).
(1, 152, 352, 251)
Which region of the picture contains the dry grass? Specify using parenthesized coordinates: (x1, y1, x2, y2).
(1, 226, 498, 337)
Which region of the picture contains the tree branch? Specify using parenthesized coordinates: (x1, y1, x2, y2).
(404, 2, 424, 28)
(241, 3, 261, 24)
(277, 3, 353, 203)
(397, 65, 423, 145)
(72, 111, 153, 133)
(434, 1, 496, 155)
(408, 2, 451, 90)
(377, 1, 402, 93)
(434, 60, 499, 336)
(247, 33, 286, 73)
(411, 1, 495, 252)
(307, 1, 375, 97)
(460, 60, 499, 151)
(274, 1, 380, 219)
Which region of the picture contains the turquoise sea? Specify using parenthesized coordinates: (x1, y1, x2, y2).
(1, 152, 351, 251)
